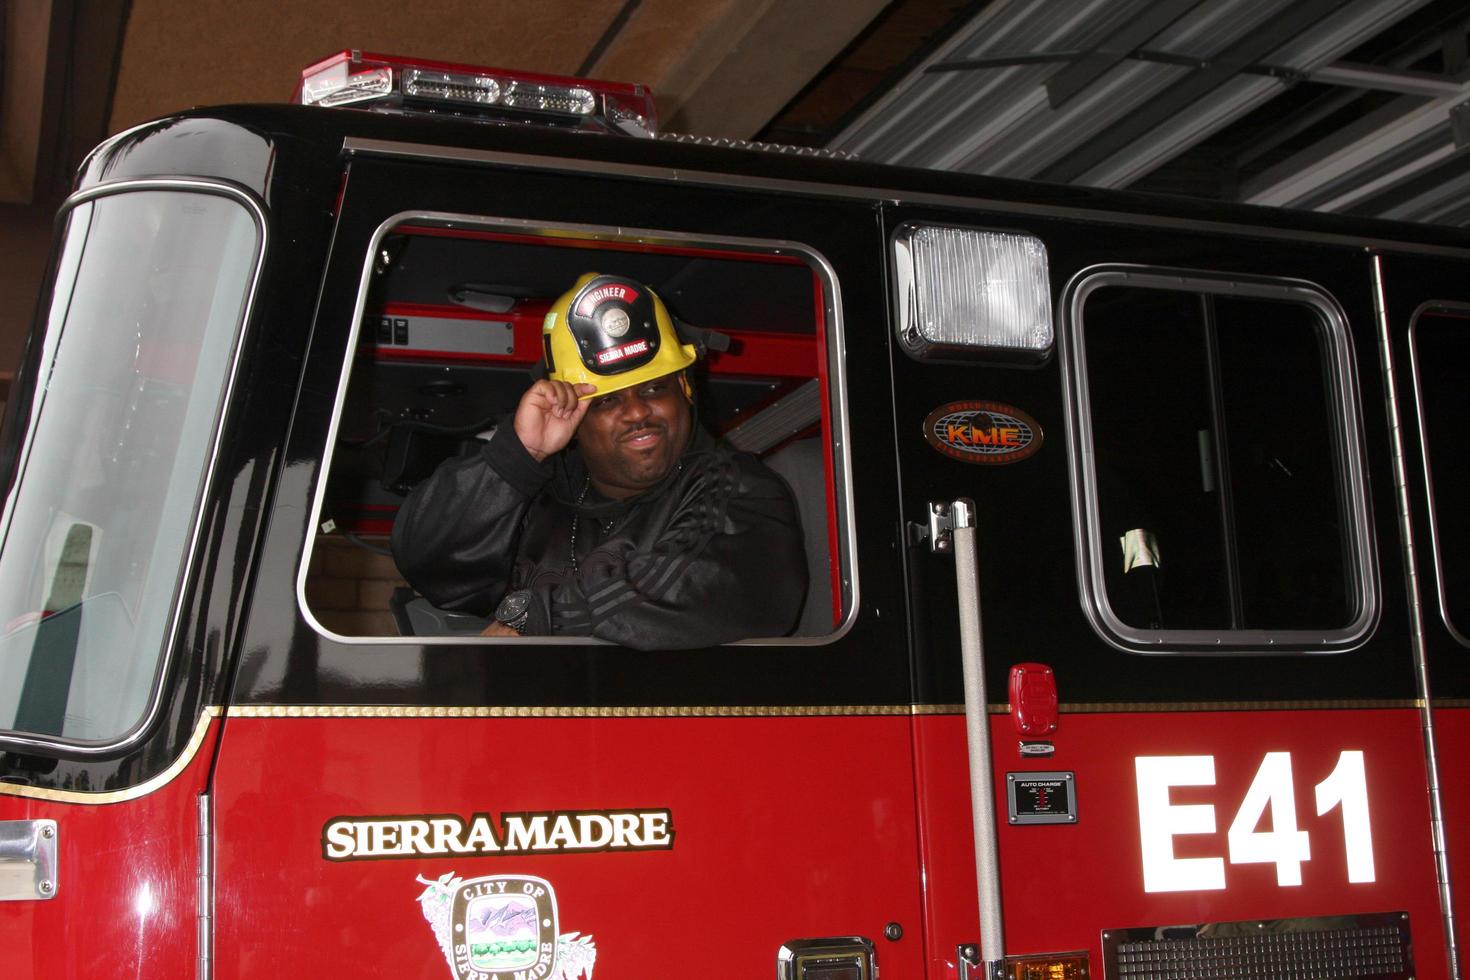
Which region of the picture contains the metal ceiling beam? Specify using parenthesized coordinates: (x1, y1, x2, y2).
(1344, 146, 1470, 222)
(1234, 29, 1450, 170)
(825, 0, 1036, 161)
(1314, 128, 1456, 212)
(1044, 0, 1201, 108)
(1310, 61, 1463, 96)
(1038, 0, 1349, 184)
(1395, 177, 1470, 225)
(1242, 77, 1470, 208)
(576, 0, 643, 77)
(942, 48, 1465, 96)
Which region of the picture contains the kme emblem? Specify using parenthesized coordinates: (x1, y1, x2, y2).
(417, 873, 597, 980)
(922, 400, 1043, 465)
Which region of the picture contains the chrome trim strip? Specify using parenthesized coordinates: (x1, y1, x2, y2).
(1047, 698, 1421, 713)
(0, 708, 220, 804)
(1061, 264, 1379, 654)
(197, 793, 213, 980)
(1372, 257, 1460, 980)
(296, 210, 859, 647)
(340, 137, 1470, 262)
(0, 179, 269, 758)
(1406, 301, 1470, 647)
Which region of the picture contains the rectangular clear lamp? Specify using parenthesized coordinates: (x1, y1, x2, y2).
(403, 68, 501, 105)
(897, 225, 1052, 358)
(306, 67, 393, 107)
(501, 81, 596, 115)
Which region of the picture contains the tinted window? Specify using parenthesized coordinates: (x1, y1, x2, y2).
(1411, 309, 1470, 645)
(1068, 272, 1373, 650)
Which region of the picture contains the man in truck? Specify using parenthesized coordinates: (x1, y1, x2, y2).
(391, 272, 808, 650)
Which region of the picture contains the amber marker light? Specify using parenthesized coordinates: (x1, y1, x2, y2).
(1005, 951, 1090, 979)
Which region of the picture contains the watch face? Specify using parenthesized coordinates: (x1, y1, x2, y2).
(497, 591, 530, 623)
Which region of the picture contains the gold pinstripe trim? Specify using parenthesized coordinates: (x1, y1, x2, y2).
(1434, 699, 1470, 709)
(0, 707, 220, 805)
(0, 699, 1429, 805)
(224, 699, 1422, 720)
(225, 704, 916, 719)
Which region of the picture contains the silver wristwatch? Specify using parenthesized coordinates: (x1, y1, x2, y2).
(494, 589, 533, 634)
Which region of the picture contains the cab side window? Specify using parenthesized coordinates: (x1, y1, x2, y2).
(301, 218, 850, 643)
(1066, 270, 1375, 651)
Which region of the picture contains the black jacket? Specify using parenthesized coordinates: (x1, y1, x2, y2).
(391, 424, 808, 650)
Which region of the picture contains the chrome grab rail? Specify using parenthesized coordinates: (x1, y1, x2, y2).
(950, 499, 1006, 978)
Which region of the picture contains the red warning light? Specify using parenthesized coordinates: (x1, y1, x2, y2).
(1009, 663, 1058, 736)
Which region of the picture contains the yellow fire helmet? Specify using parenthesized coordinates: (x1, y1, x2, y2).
(542, 272, 698, 398)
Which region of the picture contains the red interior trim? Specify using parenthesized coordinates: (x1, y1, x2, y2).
(705, 331, 816, 378)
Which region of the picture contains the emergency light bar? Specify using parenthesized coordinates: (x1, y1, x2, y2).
(294, 50, 657, 137)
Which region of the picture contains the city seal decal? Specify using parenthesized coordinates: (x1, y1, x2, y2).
(922, 400, 1042, 465)
(417, 872, 596, 980)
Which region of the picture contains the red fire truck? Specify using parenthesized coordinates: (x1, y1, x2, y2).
(0, 50, 1466, 980)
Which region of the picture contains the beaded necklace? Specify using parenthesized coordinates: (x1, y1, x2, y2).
(568, 461, 680, 574)
(570, 481, 599, 578)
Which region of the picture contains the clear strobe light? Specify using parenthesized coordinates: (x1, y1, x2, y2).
(894, 224, 1053, 361)
(501, 80, 596, 115)
(402, 69, 501, 105)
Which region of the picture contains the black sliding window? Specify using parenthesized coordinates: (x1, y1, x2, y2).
(1065, 269, 1375, 653)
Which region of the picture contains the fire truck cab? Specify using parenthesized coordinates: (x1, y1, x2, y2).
(1, 52, 1467, 980)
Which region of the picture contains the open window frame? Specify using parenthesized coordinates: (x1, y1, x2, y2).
(296, 211, 857, 647)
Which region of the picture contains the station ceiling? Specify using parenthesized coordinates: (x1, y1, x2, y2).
(5, 0, 1470, 225)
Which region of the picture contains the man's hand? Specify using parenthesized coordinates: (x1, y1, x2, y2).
(513, 380, 597, 462)
(481, 621, 520, 638)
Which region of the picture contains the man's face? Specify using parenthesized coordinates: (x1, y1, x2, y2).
(577, 374, 691, 500)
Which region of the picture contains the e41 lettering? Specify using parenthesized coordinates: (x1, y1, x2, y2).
(1134, 751, 1375, 893)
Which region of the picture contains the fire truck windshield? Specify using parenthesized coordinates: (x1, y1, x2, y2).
(0, 187, 261, 746)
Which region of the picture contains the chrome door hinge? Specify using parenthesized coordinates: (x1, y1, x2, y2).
(0, 819, 58, 901)
(926, 500, 961, 553)
(958, 943, 1007, 980)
